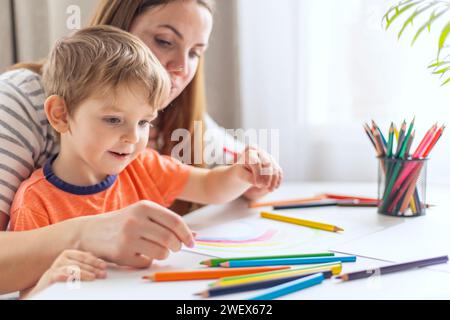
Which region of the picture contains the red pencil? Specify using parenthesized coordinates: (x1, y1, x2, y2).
(413, 123, 437, 158)
(223, 146, 239, 162)
(422, 125, 445, 157)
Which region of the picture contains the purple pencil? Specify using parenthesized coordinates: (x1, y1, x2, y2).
(336, 256, 448, 281)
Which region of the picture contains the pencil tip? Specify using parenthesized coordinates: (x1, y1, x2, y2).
(335, 227, 345, 232)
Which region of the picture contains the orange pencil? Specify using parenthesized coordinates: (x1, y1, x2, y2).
(142, 266, 290, 282)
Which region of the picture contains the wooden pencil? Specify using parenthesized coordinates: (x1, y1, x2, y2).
(260, 211, 344, 233)
(200, 252, 334, 267)
(211, 263, 342, 287)
(336, 256, 448, 281)
(196, 271, 333, 298)
(142, 266, 290, 281)
(249, 196, 326, 208)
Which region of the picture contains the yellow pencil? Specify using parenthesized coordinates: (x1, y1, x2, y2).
(260, 211, 344, 233)
(211, 263, 342, 287)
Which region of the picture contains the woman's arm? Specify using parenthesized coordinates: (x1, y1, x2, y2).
(0, 69, 57, 230)
(0, 200, 195, 295)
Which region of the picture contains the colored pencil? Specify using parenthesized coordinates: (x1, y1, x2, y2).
(273, 200, 338, 210)
(372, 120, 387, 147)
(395, 120, 407, 157)
(363, 123, 376, 148)
(321, 194, 378, 202)
(249, 196, 326, 208)
(248, 273, 325, 300)
(223, 147, 239, 162)
(220, 256, 356, 268)
(211, 263, 342, 287)
(273, 199, 378, 210)
(364, 120, 443, 216)
(200, 252, 335, 267)
(337, 200, 378, 207)
(387, 123, 394, 157)
(413, 123, 437, 158)
(196, 271, 333, 298)
(260, 211, 344, 232)
(422, 125, 445, 157)
(336, 256, 448, 281)
(373, 129, 386, 156)
(142, 266, 290, 281)
(380, 118, 415, 211)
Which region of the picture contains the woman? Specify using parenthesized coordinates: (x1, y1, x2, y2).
(0, 0, 282, 294)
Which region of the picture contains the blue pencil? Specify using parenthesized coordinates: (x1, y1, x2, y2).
(220, 256, 357, 268)
(248, 273, 324, 300)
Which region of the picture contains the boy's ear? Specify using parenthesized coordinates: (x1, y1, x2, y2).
(44, 95, 70, 134)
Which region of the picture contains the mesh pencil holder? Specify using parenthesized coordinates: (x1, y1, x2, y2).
(377, 157, 428, 217)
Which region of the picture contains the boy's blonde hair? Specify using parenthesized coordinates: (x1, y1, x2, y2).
(42, 25, 170, 115)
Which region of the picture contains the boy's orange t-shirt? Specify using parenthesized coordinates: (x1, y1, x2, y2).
(10, 149, 191, 231)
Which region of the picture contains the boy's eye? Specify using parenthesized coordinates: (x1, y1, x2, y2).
(103, 117, 122, 125)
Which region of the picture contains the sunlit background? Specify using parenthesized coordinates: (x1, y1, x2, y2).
(2, 0, 449, 185)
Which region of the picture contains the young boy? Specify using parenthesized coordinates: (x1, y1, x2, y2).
(10, 25, 281, 264)
(11, 25, 282, 297)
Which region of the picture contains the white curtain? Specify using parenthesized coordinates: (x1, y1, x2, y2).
(0, 0, 14, 70)
(237, 0, 450, 185)
(12, 0, 97, 62)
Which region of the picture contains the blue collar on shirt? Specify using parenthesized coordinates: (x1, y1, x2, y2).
(43, 154, 117, 195)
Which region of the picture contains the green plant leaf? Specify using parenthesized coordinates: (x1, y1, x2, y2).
(384, 0, 423, 30)
(428, 59, 450, 67)
(398, 2, 439, 39)
(432, 66, 450, 73)
(411, 8, 448, 45)
(441, 76, 450, 84)
(438, 21, 450, 56)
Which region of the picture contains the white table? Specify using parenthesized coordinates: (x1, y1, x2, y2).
(33, 182, 450, 300)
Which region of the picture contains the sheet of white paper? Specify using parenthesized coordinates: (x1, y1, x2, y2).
(330, 211, 450, 273)
(183, 199, 403, 258)
(32, 252, 450, 300)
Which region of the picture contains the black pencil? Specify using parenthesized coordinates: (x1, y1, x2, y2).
(273, 200, 338, 210)
(195, 271, 333, 298)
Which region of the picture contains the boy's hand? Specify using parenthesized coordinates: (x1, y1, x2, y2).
(236, 146, 283, 196)
(22, 250, 107, 299)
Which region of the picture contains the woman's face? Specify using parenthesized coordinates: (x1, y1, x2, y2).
(130, 0, 213, 106)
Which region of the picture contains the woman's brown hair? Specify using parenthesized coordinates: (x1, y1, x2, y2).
(12, 0, 215, 214)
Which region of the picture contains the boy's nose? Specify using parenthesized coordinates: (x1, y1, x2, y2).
(121, 127, 140, 144)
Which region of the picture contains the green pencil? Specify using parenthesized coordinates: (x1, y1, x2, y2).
(387, 122, 394, 158)
(381, 118, 415, 212)
(200, 252, 334, 267)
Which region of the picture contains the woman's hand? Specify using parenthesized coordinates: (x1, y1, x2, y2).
(78, 200, 195, 269)
(236, 146, 283, 199)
